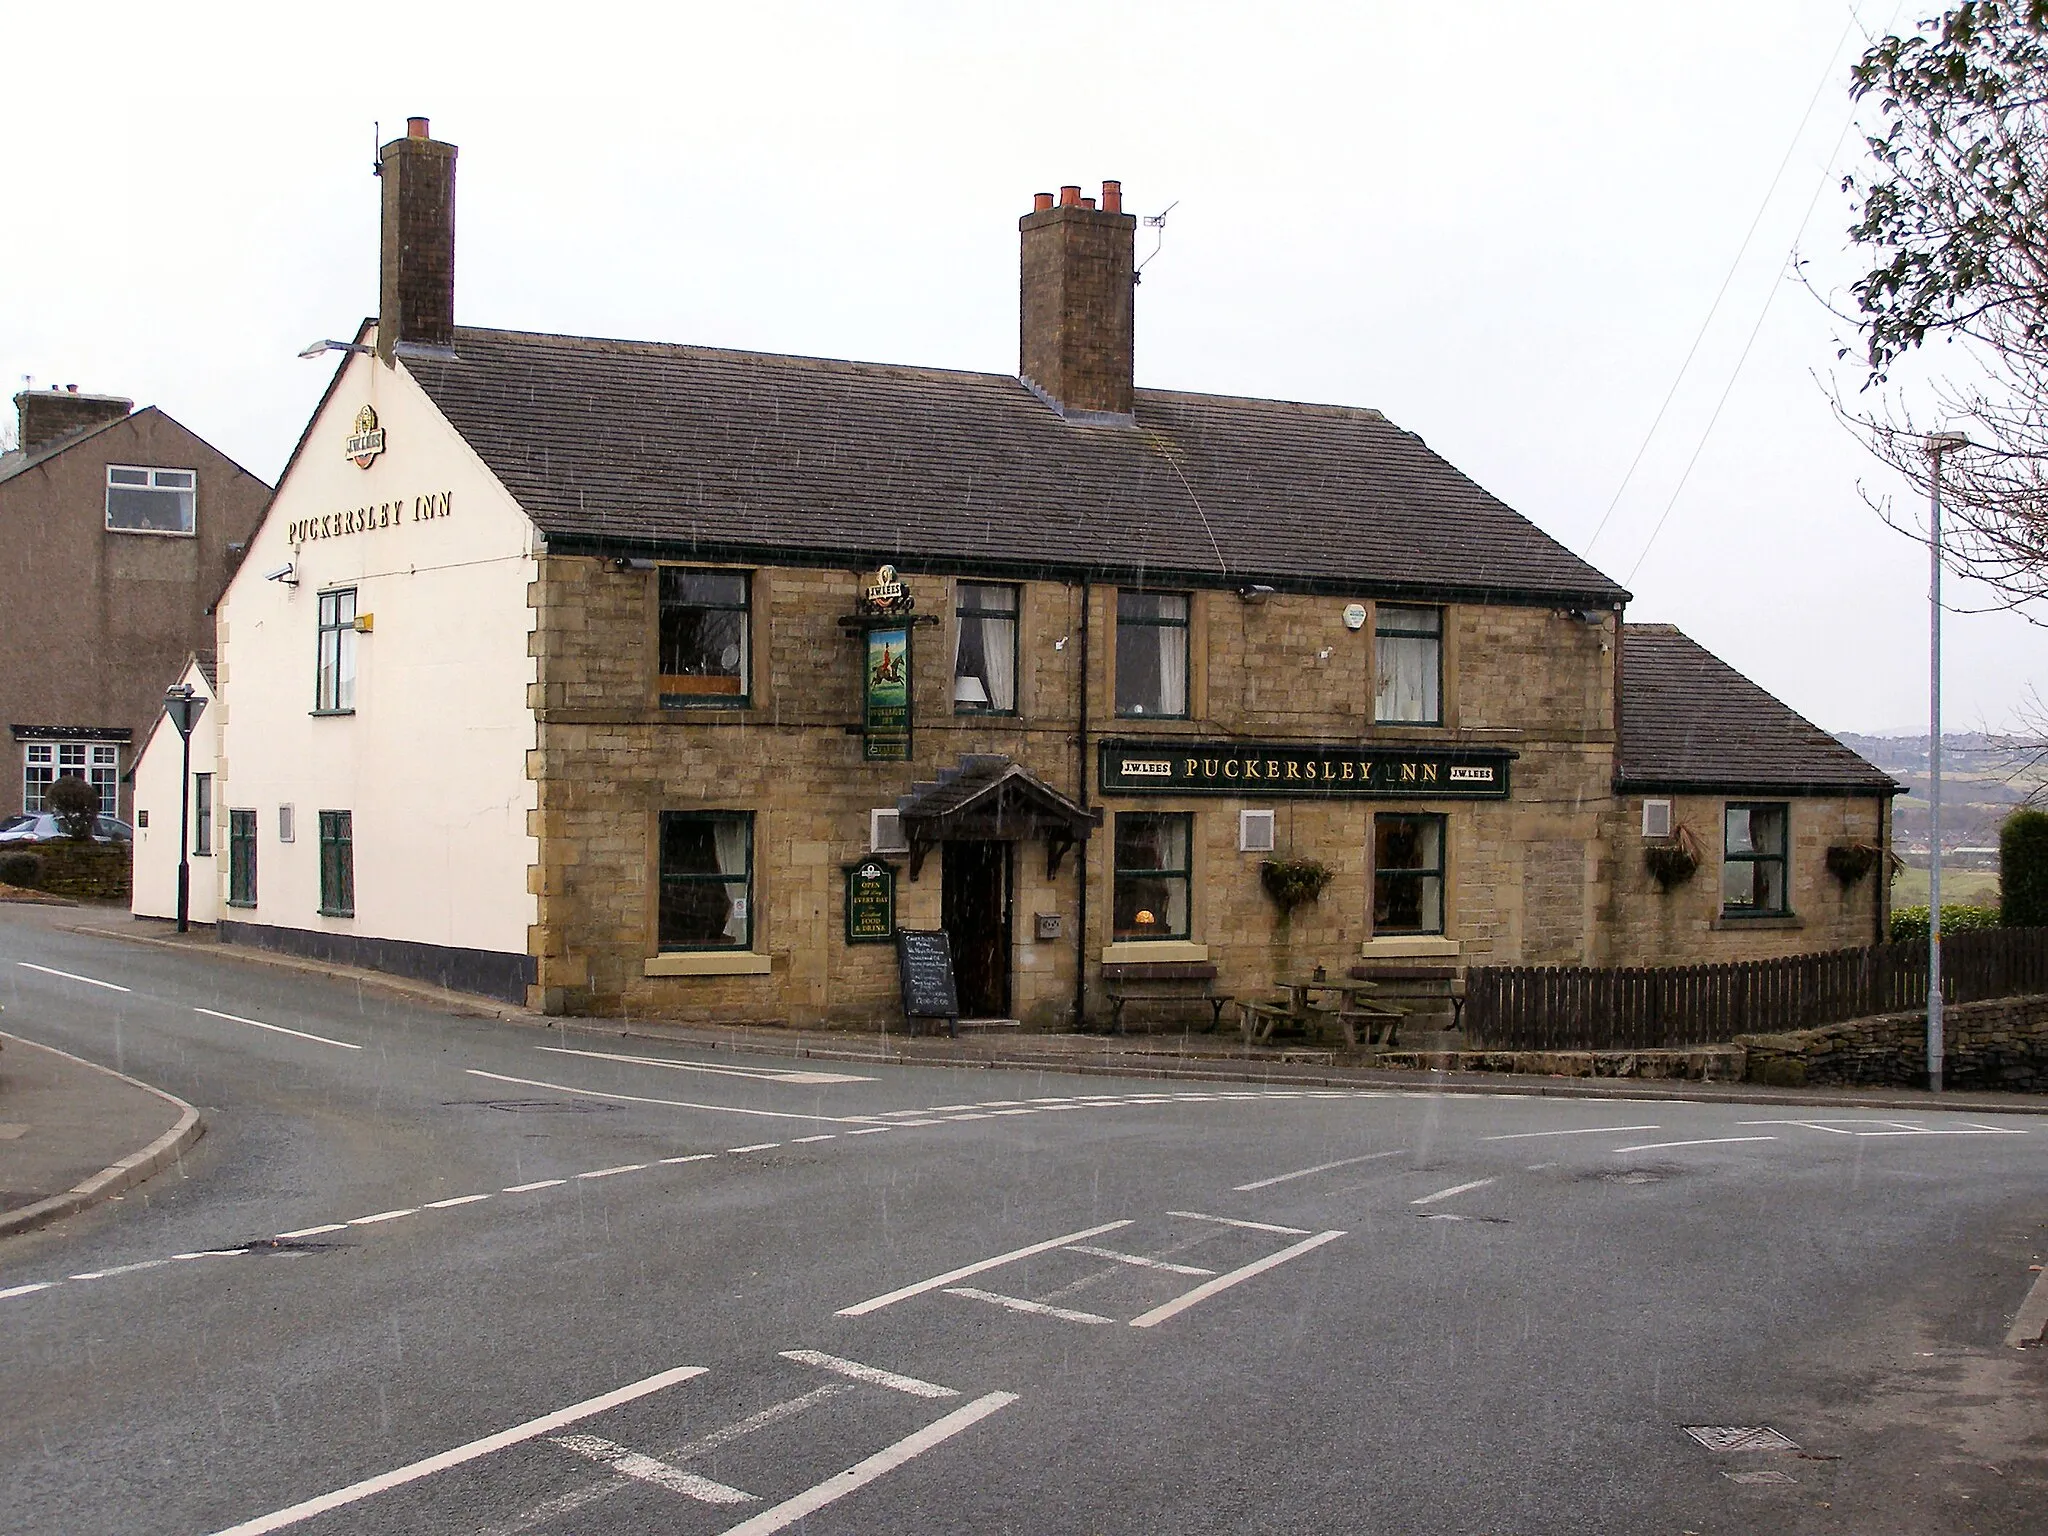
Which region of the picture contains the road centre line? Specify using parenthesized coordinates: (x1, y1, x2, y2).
(1411, 1179, 1497, 1207)
(945, 1286, 1114, 1324)
(203, 1364, 709, 1536)
(425, 1193, 493, 1209)
(662, 1152, 720, 1164)
(1168, 1210, 1312, 1235)
(350, 1209, 417, 1226)
(16, 961, 129, 992)
(712, 1390, 1020, 1536)
(195, 1007, 361, 1050)
(1480, 1125, 1659, 1141)
(779, 1349, 959, 1398)
(464, 1069, 878, 1124)
(836, 1219, 1135, 1316)
(0, 1282, 55, 1300)
(276, 1223, 347, 1239)
(1067, 1244, 1216, 1277)
(1129, 1230, 1349, 1329)
(536, 1044, 872, 1086)
(504, 1179, 567, 1192)
(1610, 1135, 1778, 1153)
(548, 1434, 754, 1505)
(791, 1133, 837, 1143)
(726, 1143, 782, 1154)
(1234, 1149, 1406, 1191)
(577, 1164, 647, 1179)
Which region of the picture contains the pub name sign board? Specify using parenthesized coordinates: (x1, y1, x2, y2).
(1099, 740, 1514, 799)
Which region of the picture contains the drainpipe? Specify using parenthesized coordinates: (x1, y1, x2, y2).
(1074, 580, 1091, 1031)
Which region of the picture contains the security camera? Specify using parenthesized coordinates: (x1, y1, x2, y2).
(264, 562, 298, 585)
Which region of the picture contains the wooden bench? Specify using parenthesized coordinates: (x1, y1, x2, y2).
(1348, 964, 1464, 1033)
(1101, 962, 1234, 1035)
(1240, 986, 1405, 1050)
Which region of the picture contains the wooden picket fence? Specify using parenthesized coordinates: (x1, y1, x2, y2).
(1463, 927, 2048, 1051)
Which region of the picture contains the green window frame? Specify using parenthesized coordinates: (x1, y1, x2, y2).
(1722, 802, 1790, 916)
(659, 811, 754, 950)
(1374, 605, 1442, 725)
(316, 588, 358, 713)
(1115, 590, 1190, 719)
(659, 568, 751, 709)
(192, 773, 212, 856)
(227, 809, 257, 908)
(318, 810, 354, 917)
(1373, 812, 1446, 935)
(1112, 812, 1192, 941)
(953, 582, 1019, 715)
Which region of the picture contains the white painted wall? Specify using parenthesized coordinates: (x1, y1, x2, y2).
(131, 657, 219, 923)
(213, 346, 539, 962)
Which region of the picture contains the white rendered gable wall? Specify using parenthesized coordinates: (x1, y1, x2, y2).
(213, 349, 539, 961)
(131, 658, 219, 924)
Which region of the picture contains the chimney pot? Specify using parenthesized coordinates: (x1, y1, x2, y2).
(1059, 185, 1081, 207)
(408, 117, 430, 139)
(1080, 197, 1096, 210)
(1101, 181, 1121, 213)
(1033, 192, 1054, 212)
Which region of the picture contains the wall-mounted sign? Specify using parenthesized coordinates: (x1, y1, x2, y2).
(345, 405, 387, 469)
(1099, 739, 1514, 799)
(845, 860, 897, 943)
(859, 564, 916, 616)
(287, 490, 452, 548)
(863, 624, 913, 761)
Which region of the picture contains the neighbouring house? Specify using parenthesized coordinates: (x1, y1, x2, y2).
(0, 387, 268, 824)
(130, 655, 220, 924)
(131, 119, 1898, 1018)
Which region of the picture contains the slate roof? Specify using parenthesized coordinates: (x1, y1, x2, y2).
(404, 327, 1628, 604)
(1619, 625, 1898, 794)
(0, 412, 134, 486)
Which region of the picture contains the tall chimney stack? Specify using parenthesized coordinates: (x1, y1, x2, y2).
(1019, 180, 1137, 424)
(377, 117, 457, 362)
(13, 387, 132, 456)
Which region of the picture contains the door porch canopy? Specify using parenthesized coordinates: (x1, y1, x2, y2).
(897, 755, 1100, 879)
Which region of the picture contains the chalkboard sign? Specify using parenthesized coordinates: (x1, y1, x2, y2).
(894, 928, 958, 1036)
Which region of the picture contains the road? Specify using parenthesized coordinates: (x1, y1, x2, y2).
(1, 908, 2044, 1535)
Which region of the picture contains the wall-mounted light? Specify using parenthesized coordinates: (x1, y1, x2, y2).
(298, 339, 374, 359)
(610, 556, 657, 573)
(1236, 583, 1276, 604)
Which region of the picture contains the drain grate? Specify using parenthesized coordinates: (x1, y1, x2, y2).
(1683, 1425, 1800, 1453)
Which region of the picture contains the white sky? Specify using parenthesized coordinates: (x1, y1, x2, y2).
(7, 0, 2042, 736)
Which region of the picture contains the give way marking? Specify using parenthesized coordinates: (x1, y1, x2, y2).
(537, 1043, 874, 1085)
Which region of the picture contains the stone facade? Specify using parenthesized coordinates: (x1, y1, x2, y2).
(1741, 992, 2048, 1091)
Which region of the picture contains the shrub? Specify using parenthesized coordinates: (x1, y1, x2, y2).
(2001, 809, 2048, 928)
(1889, 903, 2002, 944)
(0, 850, 45, 888)
(47, 775, 99, 840)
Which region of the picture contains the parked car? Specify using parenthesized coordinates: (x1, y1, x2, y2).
(0, 812, 133, 844)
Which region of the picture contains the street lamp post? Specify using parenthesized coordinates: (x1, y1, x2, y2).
(1923, 431, 1970, 1094)
(161, 684, 207, 935)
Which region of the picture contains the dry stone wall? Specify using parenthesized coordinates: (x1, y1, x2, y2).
(1741, 992, 2048, 1091)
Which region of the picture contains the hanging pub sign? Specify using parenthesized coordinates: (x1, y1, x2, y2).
(844, 859, 897, 943)
(1099, 739, 1515, 799)
(863, 623, 912, 761)
(859, 564, 916, 616)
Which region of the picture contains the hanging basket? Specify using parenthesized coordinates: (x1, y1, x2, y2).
(1825, 842, 1883, 886)
(1643, 825, 1702, 890)
(1261, 858, 1334, 916)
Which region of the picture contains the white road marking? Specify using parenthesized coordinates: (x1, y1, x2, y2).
(275, 1224, 348, 1239)
(195, 1007, 361, 1050)
(1129, 1229, 1349, 1328)
(836, 1219, 1135, 1316)
(349, 1209, 416, 1226)
(944, 1286, 1114, 1324)
(1233, 1149, 1406, 1191)
(1067, 1245, 1216, 1277)
(202, 1364, 708, 1535)
(425, 1194, 493, 1209)
(1610, 1136, 1777, 1153)
(16, 961, 129, 991)
(845, 1126, 894, 1136)
(791, 1134, 838, 1144)
(1480, 1125, 1659, 1141)
(726, 1143, 782, 1154)
(576, 1164, 646, 1180)
(465, 1069, 871, 1125)
(173, 1248, 250, 1260)
(0, 1282, 55, 1299)
(674, 1384, 853, 1456)
(548, 1434, 754, 1505)
(504, 1179, 567, 1193)
(779, 1349, 960, 1398)
(71, 1259, 172, 1280)
(536, 1044, 872, 1085)
(1739, 1118, 2028, 1137)
(2004, 1265, 2048, 1348)
(661, 1153, 719, 1164)
(711, 1390, 1019, 1536)
(1167, 1210, 1311, 1235)
(1411, 1179, 1496, 1207)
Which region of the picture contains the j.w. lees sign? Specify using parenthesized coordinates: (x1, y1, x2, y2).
(1099, 739, 1513, 799)
(287, 491, 452, 548)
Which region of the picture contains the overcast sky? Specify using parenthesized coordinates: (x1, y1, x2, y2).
(7, 0, 2041, 736)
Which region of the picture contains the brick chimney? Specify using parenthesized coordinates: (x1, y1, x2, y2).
(377, 116, 457, 363)
(13, 385, 133, 456)
(1019, 180, 1137, 424)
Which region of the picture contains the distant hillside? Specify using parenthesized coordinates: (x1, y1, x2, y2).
(1835, 733, 2043, 859)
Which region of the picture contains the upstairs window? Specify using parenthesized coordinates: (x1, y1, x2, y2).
(1374, 605, 1442, 724)
(316, 589, 358, 713)
(1722, 803, 1789, 916)
(106, 466, 196, 535)
(24, 742, 118, 816)
(954, 582, 1018, 713)
(660, 569, 751, 707)
(1115, 591, 1189, 719)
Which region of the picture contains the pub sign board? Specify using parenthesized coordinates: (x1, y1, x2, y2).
(1099, 739, 1514, 799)
(895, 928, 958, 1034)
(863, 624, 912, 762)
(845, 860, 897, 944)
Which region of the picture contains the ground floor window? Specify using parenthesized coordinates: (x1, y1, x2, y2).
(1722, 802, 1789, 916)
(228, 809, 257, 907)
(1113, 812, 1192, 940)
(318, 810, 353, 917)
(1374, 813, 1445, 934)
(193, 773, 213, 855)
(660, 811, 753, 949)
(24, 741, 119, 816)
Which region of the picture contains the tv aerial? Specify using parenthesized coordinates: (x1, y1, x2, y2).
(1135, 201, 1179, 284)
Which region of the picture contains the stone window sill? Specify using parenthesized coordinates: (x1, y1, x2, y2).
(1100, 940, 1209, 964)
(1361, 935, 1459, 959)
(645, 951, 773, 977)
(1712, 913, 1803, 931)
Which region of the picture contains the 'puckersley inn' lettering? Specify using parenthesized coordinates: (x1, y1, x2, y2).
(1098, 739, 1514, 798)
(288, 491, 453, 548)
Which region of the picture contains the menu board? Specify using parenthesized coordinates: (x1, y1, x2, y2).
(894, 929, 958, 1029)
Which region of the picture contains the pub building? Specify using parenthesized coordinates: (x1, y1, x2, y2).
(132, 122, 1897, 1023)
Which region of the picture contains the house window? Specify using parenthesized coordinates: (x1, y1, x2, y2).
(953, 582, 1018, 713)
(1374, 605, 1442, 724)
(659, 568, 751, 707)
(316, 589, 358, 713)
(1722, 803, 1789, 916)
(1374, 813, 1446, 935)
(105, 466, 196, 535)
(193, 774, 213, 856)
(1115, 591, 1189, 718)
(659, 811, 753, 950)
(318, 810, 354, 917)
(227, 809, 257, 907)
(24, 742, 119, 816)
(1112, 812, 1192, 940)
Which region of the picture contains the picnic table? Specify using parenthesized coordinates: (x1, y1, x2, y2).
(1239, 971, 1405, 1050)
